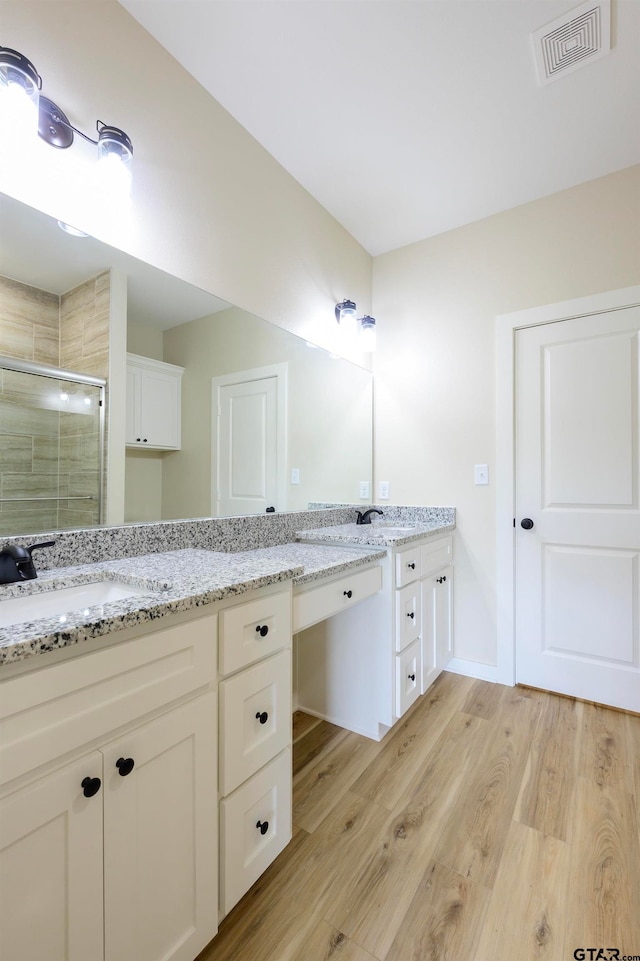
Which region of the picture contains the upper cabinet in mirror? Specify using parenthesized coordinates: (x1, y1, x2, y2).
(0, 193, 372, 537)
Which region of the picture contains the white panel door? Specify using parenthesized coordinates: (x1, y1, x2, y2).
(217, 375, 278, 515)
(515, 307, 640, 712)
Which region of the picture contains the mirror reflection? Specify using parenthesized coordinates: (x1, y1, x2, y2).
(0, 193, 373, 537)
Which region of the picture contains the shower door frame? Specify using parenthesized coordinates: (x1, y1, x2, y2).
(0, 355, 107, 526)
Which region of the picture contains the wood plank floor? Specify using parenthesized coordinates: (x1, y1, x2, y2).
(197, 673, 640, 961)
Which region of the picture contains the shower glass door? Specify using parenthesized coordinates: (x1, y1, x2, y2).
(0, 359, 105, 537)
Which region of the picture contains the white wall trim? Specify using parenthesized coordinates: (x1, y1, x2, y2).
(446, 658, 498, 683)
(495, 284, 640, 687)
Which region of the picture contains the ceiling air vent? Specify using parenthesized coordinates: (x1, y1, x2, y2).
(532, 0, 611, 85)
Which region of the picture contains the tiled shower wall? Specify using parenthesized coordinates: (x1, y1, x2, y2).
(0, 273, 110, 536)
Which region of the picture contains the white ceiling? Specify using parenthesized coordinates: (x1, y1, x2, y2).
(119, 0, 640, 256)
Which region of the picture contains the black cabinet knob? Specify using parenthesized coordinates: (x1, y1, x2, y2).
(256, 820, 269, 835)
(407, 611, 415, 619)
(256, 711, 269, 725)
(255, 624, 269, 637)
(81, 776, 101, 798)
(408, 562, 415, 570)
(408, 673, 416, 682)
(521, 518, 534, 530)
(343, 590, 353, 599)
(143, 438, 148, 443)
(116, 757, 135, 777)
(136, 437, 141, 442)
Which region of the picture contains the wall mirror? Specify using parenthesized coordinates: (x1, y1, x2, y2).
(0, 192, 373, 537)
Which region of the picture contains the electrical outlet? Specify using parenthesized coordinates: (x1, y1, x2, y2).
(359, 480, 370, 499)
(378, 481, 390, 500)
(291, 468, 300, 485)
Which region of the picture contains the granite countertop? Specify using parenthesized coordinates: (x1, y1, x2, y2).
(0, 543, 385, 667)
(296, 519, 455, 548)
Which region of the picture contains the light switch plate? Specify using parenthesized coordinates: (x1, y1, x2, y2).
(378, 481, 390, 500)
(474, 464, 489, 485)
(359, 480, 370, 499)
(291, 468, 300, 485)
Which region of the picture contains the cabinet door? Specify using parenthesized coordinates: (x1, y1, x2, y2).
(0, 753, 104, 961)
(125, 363, 142, 445)
(102, 693, 218, 961)
(139, 367, 181, 449)
(421, 564, 453, 692)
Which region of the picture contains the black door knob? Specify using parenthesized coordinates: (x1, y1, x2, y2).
(116, 757, 135, 777)
(436, 576, 447, 584)
(256, 820, 269, 835)
(408, 562, 415, 570)
(81, 776, 101, 798)
(407, 611, 415, 619)
(408, 673, 416, 682)
(255, 624, 269, 637)
(256, 711, 269, 724)
(521, 518, 534, 530)
(343, 590, 353, 598)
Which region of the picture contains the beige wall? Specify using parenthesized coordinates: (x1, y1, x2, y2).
(372, 166, 640, 667)
(2, 1, 372, 358)
(161, 307, 372, 520)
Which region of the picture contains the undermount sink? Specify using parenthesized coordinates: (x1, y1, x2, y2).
(0, 580, 152, 629)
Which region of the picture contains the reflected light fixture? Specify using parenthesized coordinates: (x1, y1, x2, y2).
(0, 46, 133, 195)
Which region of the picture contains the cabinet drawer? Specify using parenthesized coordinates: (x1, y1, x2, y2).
(219, 590, 291, 676)
(395, 638, 421, 718)
(220, 747, 292, 917)
(0, 614, 217, 788)
(219, 650, 291, 796)
(395, 581, 421, 652)
(420, 535, 453, 577)
(293, 564, 382, 633)
(395, 546, 421, 587)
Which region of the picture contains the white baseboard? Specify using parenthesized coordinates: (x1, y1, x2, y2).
(446, 657, 500, 683)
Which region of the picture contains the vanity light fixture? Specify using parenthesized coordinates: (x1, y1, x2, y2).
(335, 299, 357, 325)
(0, 46, 133, 192)
(359, 315, 377, 352)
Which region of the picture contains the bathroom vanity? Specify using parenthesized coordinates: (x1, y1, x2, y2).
(0, 508, 453, 961)
(296, 519, 454, 740)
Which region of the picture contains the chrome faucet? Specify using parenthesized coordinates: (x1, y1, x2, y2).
(0, 541, 56, 585)
(356, 508, 384, 525)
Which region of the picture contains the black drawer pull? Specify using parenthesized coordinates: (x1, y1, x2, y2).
(81, 776, 101, 798)
(408, 673, 416, 682)
(255, 624, 269, 637)
(116, 757, 135, 777)
(256, 711, 269, 725)
(343, 590, 353, 599)
(256, 820, 269, 835)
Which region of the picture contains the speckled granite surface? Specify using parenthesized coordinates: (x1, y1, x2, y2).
(308, 504, 455, 527)
(0, 507, 362, 572)
(0, 543, 384, 667)
(297, 517, 455, 548)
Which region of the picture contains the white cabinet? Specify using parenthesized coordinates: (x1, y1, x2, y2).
(218, 586, 293, 918)
(0, 753, 104, 961)
(296, 534, 453, 740)
(126, 353, 184, 450)
(0, 614, 218, 961)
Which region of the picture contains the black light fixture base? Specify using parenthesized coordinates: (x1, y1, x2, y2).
(38, 95, 74, 148)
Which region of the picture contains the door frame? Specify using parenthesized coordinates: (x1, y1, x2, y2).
(211, 363, 288, 516)
(495, 284, 640, 687)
